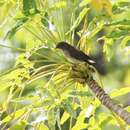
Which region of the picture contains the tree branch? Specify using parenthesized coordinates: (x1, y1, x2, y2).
(70, 64, 130, 125)
(86, 76, 130, 125)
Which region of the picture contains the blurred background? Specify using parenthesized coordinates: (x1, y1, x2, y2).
(0, 0, 130, 130)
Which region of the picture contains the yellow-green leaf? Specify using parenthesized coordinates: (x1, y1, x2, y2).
(91, 0, 113, 16)
(60, 111, 70, 125)
(2, 108, 27, 123)
(110, 87, 130, 98)
(79, 0, 91, 7)
(37, 123, 49, 130)
(71, 123, 88, 130)
(66, 8, 89, 34)
(120, 36, 130, 48)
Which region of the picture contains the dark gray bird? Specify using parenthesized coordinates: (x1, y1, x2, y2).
(56, 41, 106, 75)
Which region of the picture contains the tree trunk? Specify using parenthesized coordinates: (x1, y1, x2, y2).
(86, 77, 130, 125)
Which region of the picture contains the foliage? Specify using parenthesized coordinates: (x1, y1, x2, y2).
(0, 0, 130, 130)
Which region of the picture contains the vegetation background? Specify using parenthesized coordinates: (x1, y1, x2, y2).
(0, 0, 130, 130)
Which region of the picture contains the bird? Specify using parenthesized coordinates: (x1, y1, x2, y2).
(56, 41, 106, 75)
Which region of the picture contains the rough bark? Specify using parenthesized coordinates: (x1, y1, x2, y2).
(86, 77, 130, 125)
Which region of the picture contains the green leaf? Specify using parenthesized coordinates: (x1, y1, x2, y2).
(107, 19, 130, 26)
(5, 17, 28, 39)
(71, 123, 88, 130)
(112, 2, 130, 14)
(66, 8, 89, 35)
(70, 90, 91, 97)
(110, 87, 130, 98)
(79, 0, 91, 7)
(126, 106, 130, 112)
(48, 1, 67, 40)
(47, 107, 56, 130)
(89, 116, 96, 126)
(0, 79, 10, 92)
(102, 37, 113, 61)
(26, 38, 42, 52)
(71, 108, 90, 129)
(88, 20, 104, 39)
(23, 0, 38, 16)
(76, 109, 87, 123)
(15, 53, 34, 69)
(9, 120, 28, 130)
(120, 36, 130, 48)
(60, 112, 70, 125)
(37, 123, 49, 130)
(118, 1, 130, 7)
(98, 113, 113, 128)
(55, 108, 62, 130)
(0, 0, 4, 6)
(2, 108, 27, 123)
(107, 29, 129, 38)
(62, 99, 76, 118)
(50, 1, 66, 10)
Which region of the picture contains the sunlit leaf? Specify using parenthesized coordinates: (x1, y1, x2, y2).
(1, 0, 130, 129)
(98, 113, 113, 128)
(107, 29, 129, 38)
(48, 0, 67, 40)
(79, 0, 91, 7)
(126, 106, 130, 112)
(50, 1, 66, 10)
(37, 123, 49, 130)
(120, 36, 130, 48)
(60, 112, 70, 125)
(66, 8, 89, 35)
(88, 20, 104, 39)
(62, 99, 76, 118)
(102, 37, 114, 61)
(47, 107, 56, 130)
(71, 123, 88, 130)
(75, 109, 89, 124)
(9, 120, 28, 130)
(2, 108, 27, 123)
(107, 19, 130, 26)
(5, 17, 28, 39)
(110, 87, 130, 98)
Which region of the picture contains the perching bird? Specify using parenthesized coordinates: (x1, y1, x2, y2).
(56, 41, 106, 75)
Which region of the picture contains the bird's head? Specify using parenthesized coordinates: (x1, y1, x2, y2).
(56, 41, 70, 51)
